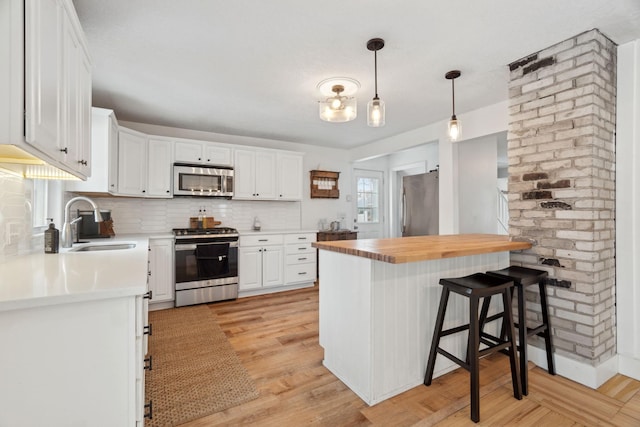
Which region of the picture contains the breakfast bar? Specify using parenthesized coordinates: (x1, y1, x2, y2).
(312, 234, 531, 406)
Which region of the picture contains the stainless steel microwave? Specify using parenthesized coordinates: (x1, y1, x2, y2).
(173, 163, 234, 197)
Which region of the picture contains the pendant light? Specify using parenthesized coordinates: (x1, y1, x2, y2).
(367, 38, 385, 127)
(445, 70, 461, 141)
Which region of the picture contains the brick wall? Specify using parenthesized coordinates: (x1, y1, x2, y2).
(507, 29, 616, 365)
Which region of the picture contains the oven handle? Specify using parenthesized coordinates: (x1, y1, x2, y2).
(175, 241, 238, 251)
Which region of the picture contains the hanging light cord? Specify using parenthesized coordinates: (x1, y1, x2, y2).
(451, 78, 456, 116)
(374, 49, 379, 99)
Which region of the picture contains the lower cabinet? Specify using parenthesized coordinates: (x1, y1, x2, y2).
(148, 237, 175, 310)
(239, 232, 316, 296)
(0, 293, 151, 426)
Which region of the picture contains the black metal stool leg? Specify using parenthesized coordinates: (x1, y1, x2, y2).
(538, 281, 556, 375)
(469, 294, 481, 423)
(424, 287, 450, 385)
(503, 287, 522, 400)
(516, 283, 529, 395)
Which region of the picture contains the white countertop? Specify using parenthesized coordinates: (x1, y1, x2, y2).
(0, 234, 151, 313)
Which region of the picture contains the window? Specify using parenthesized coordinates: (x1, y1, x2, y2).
(356, 176, 380, 223)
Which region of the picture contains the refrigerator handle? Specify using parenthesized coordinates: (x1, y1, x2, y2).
(401, 189, 406, 234)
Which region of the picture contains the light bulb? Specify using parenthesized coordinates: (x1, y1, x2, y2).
(367, 98, 385, 127)
(448, 116, 460, 141)
(330, 97, 342, 110)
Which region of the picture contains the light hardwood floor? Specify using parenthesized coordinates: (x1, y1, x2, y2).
(181, 286, 640, 426)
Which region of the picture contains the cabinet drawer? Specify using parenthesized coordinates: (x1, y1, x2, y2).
(286, 263, 317, 284)
(284, 233, 316, 244)
(286, 242, 315, 255)
(286, 253, 315, 265)
(240, 234, 284, 246)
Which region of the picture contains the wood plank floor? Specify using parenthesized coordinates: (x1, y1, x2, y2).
(181, 286, 640, 426)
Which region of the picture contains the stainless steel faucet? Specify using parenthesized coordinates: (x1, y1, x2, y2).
(61, 196, 103, 248)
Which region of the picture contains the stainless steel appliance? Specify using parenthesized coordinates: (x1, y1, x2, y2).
(173, 227, 239, 306)
(401, 170, 439, 236)
(173, 163, 234, 198)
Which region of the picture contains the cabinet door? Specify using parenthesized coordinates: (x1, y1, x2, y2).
(117, 129, 148, 196)
(148, 239, 174, 303)
(233, 149, 256, 199)
(262, 245, 284, 287)
(174, 140, 203, 163)
(203, 143, 232, 165)
(277, 153, 303, 200)
(76, 45, 92, 177)
(60, 11, 79, 168)
(239, 246, 262, 290)
(108, 112, 119, 192)
(146, 138, 173, 198)
(25, 0, 63, 156)
(254, 150, 277, 199)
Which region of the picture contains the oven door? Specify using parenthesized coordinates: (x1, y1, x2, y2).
(175, 240, 238, 286)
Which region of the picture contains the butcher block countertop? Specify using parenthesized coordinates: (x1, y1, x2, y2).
(312, 233, 532, 264)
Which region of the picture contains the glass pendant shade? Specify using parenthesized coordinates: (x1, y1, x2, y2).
(319, 96, 357, 122)
(367, 97, 385, 127)
(448, 115, 460, 141)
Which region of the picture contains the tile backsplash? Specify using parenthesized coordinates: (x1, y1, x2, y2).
(70, 195, 303, 234)
(0, 172, 40, 262)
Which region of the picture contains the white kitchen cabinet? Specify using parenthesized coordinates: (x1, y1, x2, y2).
(233, 148, 277, 200)
(0, 294, 150, 426)
(277, 152, 304, 200)
(174, 138, 232, 166)
(0, 0, 92, 179)
(148, 237, 175, 309)
(66, 107, 119, 194)
(284, 232, 317, 285)
(117, 128, 173, 198)
(239, 234, 284, 290)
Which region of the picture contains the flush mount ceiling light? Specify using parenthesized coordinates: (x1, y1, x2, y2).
(366, 38, 385, 127)
(317, 77, 360, 123)
(445, 70, 461, 141)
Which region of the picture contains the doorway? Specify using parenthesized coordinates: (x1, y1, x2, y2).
(353, 169, 384, 239)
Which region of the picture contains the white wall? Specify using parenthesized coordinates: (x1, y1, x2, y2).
(616, 39, 640, 381)
(457, 134, 499, 234)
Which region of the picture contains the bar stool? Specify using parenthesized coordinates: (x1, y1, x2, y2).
(424, 273, 522, 423)
(485, 266, 555, 395)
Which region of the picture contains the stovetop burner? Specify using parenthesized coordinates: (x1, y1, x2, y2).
(173, 227, 238, 237)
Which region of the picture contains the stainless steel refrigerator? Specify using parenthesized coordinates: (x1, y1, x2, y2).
(401, 171, 439, 236)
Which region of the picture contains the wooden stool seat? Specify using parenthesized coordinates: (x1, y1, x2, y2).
(424, 273, 522, 423)
(486, 266, 555, 396)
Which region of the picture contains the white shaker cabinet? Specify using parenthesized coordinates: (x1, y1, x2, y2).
(148, 237, 175, 310)
(0, 294, 150, 426)
(66, 107, 119, 194)
(233, 148, 278, 200)
(239, 234, 284, 290)
(174, 139, 232, 166)
(277, 152, 304, 200)
(284, 232, 317, 285)
(1, 0, 92, 179)
(117, 128, 173, 198)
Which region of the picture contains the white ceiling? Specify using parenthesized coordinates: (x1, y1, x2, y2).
(73, 0, 640, 150)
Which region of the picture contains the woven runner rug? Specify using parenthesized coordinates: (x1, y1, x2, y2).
(145, 304, 259, 426)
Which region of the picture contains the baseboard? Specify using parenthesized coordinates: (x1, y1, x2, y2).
(527, 345, 618, 389)
(618, 354, 640, 381)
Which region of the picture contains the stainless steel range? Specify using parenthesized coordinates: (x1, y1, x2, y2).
(173, 227, 239, 307)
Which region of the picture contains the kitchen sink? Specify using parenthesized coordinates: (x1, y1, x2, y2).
(71, 243, 136, 252)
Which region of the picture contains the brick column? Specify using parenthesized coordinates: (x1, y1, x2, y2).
(507, 29, 616, 365)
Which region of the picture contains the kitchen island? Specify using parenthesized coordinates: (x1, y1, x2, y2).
(312, 234, 531, 406)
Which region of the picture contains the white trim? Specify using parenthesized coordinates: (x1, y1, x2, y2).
(528, 345, 618, 389)
(618, 354, 640, 381)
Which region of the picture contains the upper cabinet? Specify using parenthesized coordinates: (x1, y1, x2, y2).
(174, 139, 232, 166)
(117, 128, 173, 198)
(234, 148, 303, 201)
(66, 108, 118, 194)
(1, 0, 92, 179)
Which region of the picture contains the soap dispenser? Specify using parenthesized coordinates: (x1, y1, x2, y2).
(44, 218, 59, 254)
(253, 217, 261, 231)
